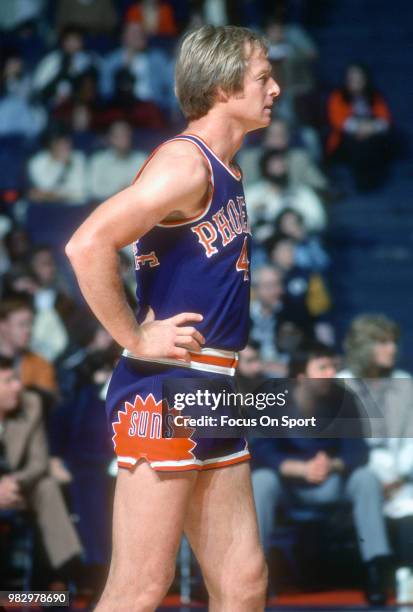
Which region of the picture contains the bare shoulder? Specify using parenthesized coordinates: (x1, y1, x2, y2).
(137, 138, 210, 191)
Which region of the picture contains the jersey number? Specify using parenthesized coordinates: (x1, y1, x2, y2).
(236, 237, 249, 281)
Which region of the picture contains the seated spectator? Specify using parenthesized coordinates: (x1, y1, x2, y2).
(53, 71, 104, 133)
(89, 121, 146, 201)
(0, 295, 57, 396)
(239, 117, 329, 191)
(28, 245, 91, 363)
(0, 355, 83, 584)
(265, 234, 332, 339)
(338, 314, 413, 581)
(99, 22, 174, 123)
(56, 0, 117, 34)
(236, 341, 267, 394)
(50, 347, 117, 593)
(32, 25, 98, 110)
(327, 63, 393, 191)
(125, 0, 178, 37)
(250, 265, 287, 376)
(275, 208, 329, 271)
(0, 49, 46, 138)
(245, 148, 326, 236)
(251, 342, 391, 606)
(27, 129, 88, 204)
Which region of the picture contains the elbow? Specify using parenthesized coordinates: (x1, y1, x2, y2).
(65, 235, 94, 265)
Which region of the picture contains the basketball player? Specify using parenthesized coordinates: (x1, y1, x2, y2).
(66, 25, 279, 612)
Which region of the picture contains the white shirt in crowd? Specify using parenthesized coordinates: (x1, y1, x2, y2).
(88, 149, 146, 200)
(245, 180, 326, 233)
(28, 150, 88, 204)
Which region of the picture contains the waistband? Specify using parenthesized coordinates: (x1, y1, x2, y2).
(121, 347, 239, 376)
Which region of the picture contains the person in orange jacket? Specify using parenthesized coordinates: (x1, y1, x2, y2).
(327, 63, 393, 191)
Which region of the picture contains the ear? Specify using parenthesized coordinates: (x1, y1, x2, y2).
(215, 86, 229, 103)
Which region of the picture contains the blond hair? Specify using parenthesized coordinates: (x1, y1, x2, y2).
(175, 25, 268, 120)
(344, 313, 400, 376)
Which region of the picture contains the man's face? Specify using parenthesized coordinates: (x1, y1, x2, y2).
(0, 309, 33, 352)
(32, 250, 57, 286)
(270, 241, 295, 271)
(372, 339, 397, 369)
(238, 345, 263, 378)
(302, 356, 337, 395)
(0, 369, 22, 413)
(306, 357, 337, 379)
(256, 269, 283, 308)
(109, 122, 132, 155)
(123, 23, 147, 52)
(226, 47, 280, 131)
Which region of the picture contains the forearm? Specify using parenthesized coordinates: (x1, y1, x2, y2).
(279, 459, 307, 478)
(67, 242, 140, 353)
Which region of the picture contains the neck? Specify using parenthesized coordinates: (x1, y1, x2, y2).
(185, 111, 247, 166)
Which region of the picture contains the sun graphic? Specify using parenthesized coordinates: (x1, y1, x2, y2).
(112, 393, 196, 463)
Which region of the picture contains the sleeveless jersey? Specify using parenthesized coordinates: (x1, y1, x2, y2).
(132, 134, 252, 352)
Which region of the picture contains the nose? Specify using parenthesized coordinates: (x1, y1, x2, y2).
(270, 77, 281, 98)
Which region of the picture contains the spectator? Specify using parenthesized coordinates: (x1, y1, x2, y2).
(28, 245, 91, 363)
(0, 355, 83, 582)
(3, 227, 32, 267)
(56, 0, 117, 34)
(250, 265, 287, 376)
(32, 25, 98, 109)
(251, 342, 391, 606)
(275, 208, 329, 271)
(239, 117, 329, 192)
(50, 347, 116, 594)
(0, 295, 57, 395)
(245, 148, 326, 236)
(327, 63, 393, 191)
(0, 50, 46, 138)
(265, 234, 332, 338)
(125, 0, 178, 37)
(338, 314, 413, 575)
(89, 121, 146, 201)
(99, 22, 174, 119)
(27, 129, 88, 204)
(236, 340, 267, 394)
(53, 71, 104, 133)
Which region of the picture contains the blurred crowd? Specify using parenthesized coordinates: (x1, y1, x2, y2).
(0, 0, 408, 606)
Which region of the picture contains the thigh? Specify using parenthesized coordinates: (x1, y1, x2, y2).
(109, 461, 197, 584)
(291, 473, 344, 506)
(184, 461, 264, 584)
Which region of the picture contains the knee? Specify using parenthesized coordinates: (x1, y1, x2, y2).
(217, 552, 268, 609)
(349, 466, 381, 492)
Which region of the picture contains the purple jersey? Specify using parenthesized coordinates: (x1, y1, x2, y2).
(132, 134, 252, 352)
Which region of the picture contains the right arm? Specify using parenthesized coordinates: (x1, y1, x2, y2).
(65, 142, 209, 361)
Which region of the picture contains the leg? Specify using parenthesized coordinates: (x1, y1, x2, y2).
(251, 468, 283, 555)
(345, 465, 391, 561)
(95, 461, 197, 612)
(28, 476, 82, 569)
(185, 462, 267, 612)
